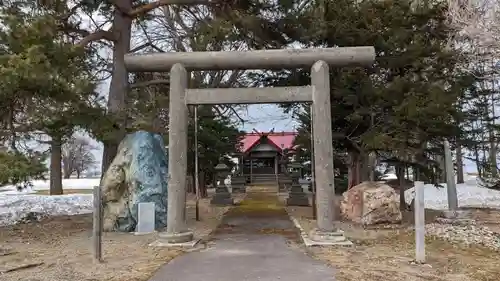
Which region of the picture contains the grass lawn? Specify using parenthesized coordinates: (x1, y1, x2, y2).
(34, 189, 94, 195)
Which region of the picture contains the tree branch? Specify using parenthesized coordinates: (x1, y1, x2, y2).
(130, 79, 170, 89)
(78, 30, 117, 46)
(130, 42, 165, 53)
(123, 0, 212, 18)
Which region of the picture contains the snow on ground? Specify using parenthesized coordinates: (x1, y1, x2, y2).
(0, 194, 93, 226)
(0, 175, 500, 226)
(0, 178, 98, 226)
(0, 178, 100, 194)
(404, 176, 500, 210)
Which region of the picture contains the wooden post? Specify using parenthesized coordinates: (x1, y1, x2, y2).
(92, 186, 102, 262)
(194, 106, 200, 221)
(310, 102, 317, 220)
(414, 181, 425, 263)
(444, 139, 458, 210)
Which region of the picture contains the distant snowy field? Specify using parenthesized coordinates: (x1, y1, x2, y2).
(1, 175, 500, 227)
(0, 178, 98, 226)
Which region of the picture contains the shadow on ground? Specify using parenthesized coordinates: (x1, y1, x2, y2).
(213, 187, 300, 241)
(148, 186, 336, 281)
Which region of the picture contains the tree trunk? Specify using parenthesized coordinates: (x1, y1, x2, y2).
(474, 143, 482, 177)
(436, 155, 446, 183)
(368, 152, 376, 181)
(347, 151, 361, 189)
(359, 151, 371, 182)
(456, 142, 464, 184)
(199, 170, 207, 198)
(101, 1, 133, 174)
(186, 174, 194, 193)
(50, 137, 63, 195)
(490, 88, 497, 177)
(62, 160, 71, 178)
(76, 171, 81, 179)
(348, 150, 364, 188)
(396, 164, 406, 210)
(489, 132, 498, 177)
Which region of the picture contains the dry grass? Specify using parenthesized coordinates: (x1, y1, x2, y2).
(287, 206, 500, 281)
(0, 194, 244, 281)
(232, 188, 284, 214)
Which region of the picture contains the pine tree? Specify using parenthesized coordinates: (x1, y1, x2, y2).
(0, 1, 105, 194)
(249, 0, 473, 201)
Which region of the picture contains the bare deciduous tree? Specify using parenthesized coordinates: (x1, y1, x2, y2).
(62, 136, 97, 179)
(447, 0, 500, 51)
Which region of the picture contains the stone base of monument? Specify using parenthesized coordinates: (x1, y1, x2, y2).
(150, 231, 199, 247)
(286, 185, 309, 206)
(304, 228, 353, 247)
(210, 192, 234, 205)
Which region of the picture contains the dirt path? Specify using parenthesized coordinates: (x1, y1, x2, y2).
(148, 186, 336, 281)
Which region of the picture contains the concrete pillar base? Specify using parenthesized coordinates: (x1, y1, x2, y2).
(157, 230, 194, 244)
(306, 228, 353, 246)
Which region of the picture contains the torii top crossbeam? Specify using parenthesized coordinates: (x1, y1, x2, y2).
(124, 47, 376, 72)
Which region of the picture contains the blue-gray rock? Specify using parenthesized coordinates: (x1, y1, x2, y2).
(101, 130, 168, 232)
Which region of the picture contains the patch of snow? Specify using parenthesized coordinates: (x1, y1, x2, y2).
(0, 178, 98, 226)
(404, 182, 500, 210)
(0, 194, 93, 226)
(380, 173, 397, 180)
(0, 178, 100, 194)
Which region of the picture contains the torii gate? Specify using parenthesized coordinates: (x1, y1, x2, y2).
(124, 47, 375, 244)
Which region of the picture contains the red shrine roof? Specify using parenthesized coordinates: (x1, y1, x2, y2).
(240, 131, 298, 153)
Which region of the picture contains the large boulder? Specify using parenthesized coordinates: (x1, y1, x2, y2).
(340, 181, 402, 225)
(101, 131, 169, 232)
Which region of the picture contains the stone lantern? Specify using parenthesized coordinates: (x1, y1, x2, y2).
(288, 162, 302, 184)
(210, 162, 234, 205)
(279, 157, 288, 174)
(275, 156, 288, 192)
(230, 168, 246, 194)
(286, 162, 309, 206)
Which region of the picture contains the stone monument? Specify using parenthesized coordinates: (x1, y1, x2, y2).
(101, 130, 168, 232)
(287, 162, 309, 206)
(210, 163, 234, 205)
(136, 202, 156, 234)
